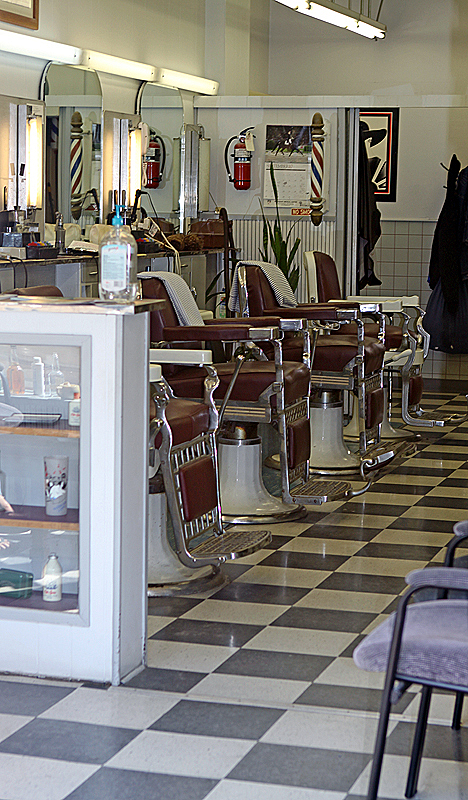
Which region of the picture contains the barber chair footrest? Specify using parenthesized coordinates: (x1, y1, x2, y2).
(290, 478, 351, 505)
(403, 409, 467, 428)
(190, 528, 271, 560)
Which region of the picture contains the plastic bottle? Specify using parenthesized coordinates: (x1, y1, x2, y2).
(32, 356, 45, 396)
(68, 391, 81, 427)
(42, 553, 62, 602)
(99, 205, 138, 302)
(48, 353, 64, 396)
(6, 346, 25, 395)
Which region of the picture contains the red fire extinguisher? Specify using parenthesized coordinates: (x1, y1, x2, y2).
(224, 127, 255, 190)
(144, 135, 166, 189)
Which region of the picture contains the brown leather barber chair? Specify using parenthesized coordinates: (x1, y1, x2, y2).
(140, 271, 365, 522)
(230, 261, 401, 474)
(308, 250, 468, 431)
(148, 361, 271, 593)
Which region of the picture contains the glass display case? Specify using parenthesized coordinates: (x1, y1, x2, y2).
(0, 339, 85, 614)
(0, 298, 155, 684)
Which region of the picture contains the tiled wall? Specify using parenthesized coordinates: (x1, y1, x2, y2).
(363, 220, 468, 382)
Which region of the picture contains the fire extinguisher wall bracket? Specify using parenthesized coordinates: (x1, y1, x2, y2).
(224, 127, 255, 191)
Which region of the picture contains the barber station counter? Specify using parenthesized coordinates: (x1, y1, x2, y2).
(0, 249, 223, 300)
(0, 296, 160, 684)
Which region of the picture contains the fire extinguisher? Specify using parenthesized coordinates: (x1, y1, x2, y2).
(143, 135, 166, 189)
(224, 127, 255, 190)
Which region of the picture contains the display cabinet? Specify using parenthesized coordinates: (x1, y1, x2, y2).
(0, 296, 154, 684)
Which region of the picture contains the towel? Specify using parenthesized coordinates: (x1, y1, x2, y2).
(138, 271, 204, 326)
(228, 260, 297, 313)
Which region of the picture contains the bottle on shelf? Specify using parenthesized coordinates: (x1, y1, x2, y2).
(42, 553, 62, 602)
(48, 353, 64, 396)
(32, 356, 45, 397)
(99, 204, 138, 302)
(6, 346, 25, 395)
(68, 391, 81, 427)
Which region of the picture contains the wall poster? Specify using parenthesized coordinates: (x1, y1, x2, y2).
(359, 108, 399, 202)
(0, 0, 38, 29)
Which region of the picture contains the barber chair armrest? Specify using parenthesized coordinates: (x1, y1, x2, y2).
(405, 567, 468, 592)
(150, 348, 213, 366)
(162, 324, 281, 342)
(264, 303, 359, 322)
(204, 316, 282, 327)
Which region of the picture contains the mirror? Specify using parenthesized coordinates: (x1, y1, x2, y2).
(137, 84, 183, 230)
(43, 64, 102, 235)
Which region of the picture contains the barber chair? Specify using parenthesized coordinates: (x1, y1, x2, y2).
(229, 261, 402, 475)
(140, 270, 372, 523)
(307, 250, 468, 430)
(148, 357, 271, 593)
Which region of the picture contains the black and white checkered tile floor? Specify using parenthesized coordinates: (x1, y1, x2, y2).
(1, 387, 468, 799)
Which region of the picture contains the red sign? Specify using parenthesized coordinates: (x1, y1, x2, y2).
(291, 208, 310, 216)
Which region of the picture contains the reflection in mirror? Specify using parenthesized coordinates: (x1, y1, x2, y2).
(138, 84, 182, 233)
(43, 64, 102, 239)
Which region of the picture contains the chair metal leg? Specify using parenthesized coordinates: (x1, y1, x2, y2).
(405, 685, 432, 798)
(367, 683, 394, 800)
(452, 691, 464, 731)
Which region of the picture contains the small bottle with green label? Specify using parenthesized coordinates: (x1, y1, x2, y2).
(99, 205, 138, 302)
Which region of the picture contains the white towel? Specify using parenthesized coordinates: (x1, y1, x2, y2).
(228, 260, 297, 314)
(138, 271, 204, 326)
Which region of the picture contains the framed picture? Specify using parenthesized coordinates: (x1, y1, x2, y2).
(359, 108, 399, 202)
(0, 0, 38, 29)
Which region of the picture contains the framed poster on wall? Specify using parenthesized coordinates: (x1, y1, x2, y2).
(0, 0, 38, 29)
(359, 108, 399, 202)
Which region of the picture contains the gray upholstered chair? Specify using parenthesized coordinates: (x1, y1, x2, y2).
(353, 556, 468, 800)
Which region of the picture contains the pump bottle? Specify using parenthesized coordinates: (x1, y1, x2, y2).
(99, 205, 138, 301)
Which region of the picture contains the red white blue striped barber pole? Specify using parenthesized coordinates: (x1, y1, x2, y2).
(70, 111, 83, 221)
(310, 112, 325, 227)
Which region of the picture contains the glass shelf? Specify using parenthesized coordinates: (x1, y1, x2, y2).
(0, 506, 79, 529)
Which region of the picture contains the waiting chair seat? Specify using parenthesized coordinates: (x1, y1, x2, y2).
(169, 359, 310, 405)
(354, 598, 468, 686)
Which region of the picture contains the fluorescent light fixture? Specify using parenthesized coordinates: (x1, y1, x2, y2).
(0, 30, 82, 63)
(274, 0, 386, 38)
(26, 113, 43, 208)
(154, 67, 219, 95)
(81, 50, 156, 81)
(0, 31, 218, 92)
(128, 127, 142, 205)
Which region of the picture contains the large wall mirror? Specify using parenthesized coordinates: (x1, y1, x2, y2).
(42, 64, 102, 235)
(137, 84, 183, 230)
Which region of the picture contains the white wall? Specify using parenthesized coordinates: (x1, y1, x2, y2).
(268, 0, 468, 98)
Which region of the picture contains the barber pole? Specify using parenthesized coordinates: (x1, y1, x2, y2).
(70, 111, 83, 221)
(310, 112, 325, 227)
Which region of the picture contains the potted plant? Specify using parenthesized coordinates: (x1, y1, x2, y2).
(259, 162, 301, 293)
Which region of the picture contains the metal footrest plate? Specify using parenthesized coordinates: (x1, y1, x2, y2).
(189, 529, 271, 560)
(413, 410, 464, 425)
(290, 479, 351, 505)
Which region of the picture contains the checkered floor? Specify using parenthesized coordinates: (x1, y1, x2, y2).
(1, 387, 468, 800)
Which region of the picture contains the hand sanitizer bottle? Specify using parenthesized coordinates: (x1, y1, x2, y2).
(99, 205, 138, 302)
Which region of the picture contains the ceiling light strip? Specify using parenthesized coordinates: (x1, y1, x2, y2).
(274, 0, 386, 39)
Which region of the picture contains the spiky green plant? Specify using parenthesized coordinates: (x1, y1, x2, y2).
(259, 162, 301, 293)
